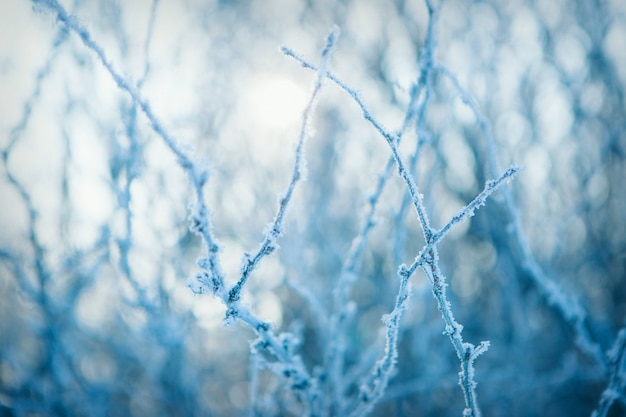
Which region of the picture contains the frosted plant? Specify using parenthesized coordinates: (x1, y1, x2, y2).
(1, 0, 624, 416)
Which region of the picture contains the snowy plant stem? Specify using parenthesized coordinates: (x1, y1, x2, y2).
(33, 0, 226, 300)
(420, 250, 489, 417)
(401, 167, 520, 275)
(35, 2, 344, 412)
(284, 4, 516, 415)
(230, 28, 341, 412)
(437, 63, 606, 368)
(348, 267, 411, 417)
(227, 26, 340, 304)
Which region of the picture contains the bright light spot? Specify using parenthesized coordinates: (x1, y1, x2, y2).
(243, 74, 308, 130)
(441, 130, 476, 193)
(555, 30, 588, 79)
(194, 295, 227, 330)
(524, 144, 552, 187)
(255, 291, 283, 328)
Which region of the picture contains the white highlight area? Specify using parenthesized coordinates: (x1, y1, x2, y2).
(241, 74, 308, 130)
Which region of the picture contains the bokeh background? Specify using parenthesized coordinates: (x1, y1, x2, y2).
(1, 0, 625, 415)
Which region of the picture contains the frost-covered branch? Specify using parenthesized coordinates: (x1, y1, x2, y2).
(228, 26, 340, 304)
(33, 1, 344, 413)
(437, 63, 606, 369)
